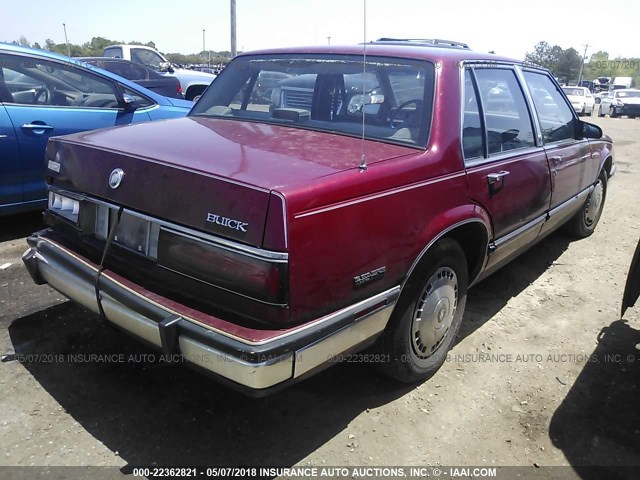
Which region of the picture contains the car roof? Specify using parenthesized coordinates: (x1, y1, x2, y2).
(0, 41, 84, 64)
(239, 43, 533, 68)
(77, 56, 130, 61)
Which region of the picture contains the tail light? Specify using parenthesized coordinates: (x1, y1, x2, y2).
(157, 229, 288, 305)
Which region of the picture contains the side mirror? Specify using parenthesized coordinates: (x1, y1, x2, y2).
(159, 62, 174, 74)
(122, 94, 138, 113)
(582, 121, 602, 139)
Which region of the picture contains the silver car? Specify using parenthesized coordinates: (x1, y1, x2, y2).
(598, 89, 640, 118)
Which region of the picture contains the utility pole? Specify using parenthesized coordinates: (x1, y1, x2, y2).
(203, 29, 210, 68)
(230, 0, 237, 58)
(62, 23, 70, 57)
(578, 43, 589, 86)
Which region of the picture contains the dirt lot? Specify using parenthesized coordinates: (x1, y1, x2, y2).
(0, 116, 639, 479)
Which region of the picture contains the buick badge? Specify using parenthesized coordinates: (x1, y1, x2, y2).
(109, 168, 125, 189)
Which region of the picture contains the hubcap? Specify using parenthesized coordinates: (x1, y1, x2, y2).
(585, 180, 603, 226)
(411, 267, 458, 359)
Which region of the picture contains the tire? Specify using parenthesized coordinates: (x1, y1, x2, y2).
(566, 170, 608, 238)
(598, 105, 604, 117)
(377, 239, 468, 383)
(185, 85, 207, 101)
(610, 107, 618, 118)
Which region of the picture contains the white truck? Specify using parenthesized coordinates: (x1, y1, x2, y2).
(104, 44, 216, 100)
(610, 76, 633, 91)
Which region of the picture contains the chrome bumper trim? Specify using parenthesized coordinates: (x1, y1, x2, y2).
(23, 235, 399, 391)
(178, 337, 294, 390)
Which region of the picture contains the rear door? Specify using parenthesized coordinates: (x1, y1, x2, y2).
(462, 66, 551, 273)
(1, 52, 152, 204)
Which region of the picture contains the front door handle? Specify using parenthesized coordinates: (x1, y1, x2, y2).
(21, 123, 54, 134)
(487, 170, 510, 185)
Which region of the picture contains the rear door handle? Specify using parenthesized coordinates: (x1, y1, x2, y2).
(550, 155, 564, 164)
(487, 170, 510, 185)
(21, 123, 54, 134)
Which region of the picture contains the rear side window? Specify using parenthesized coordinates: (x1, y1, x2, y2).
(523, 71, 576, 144)
(462, 69, 483, 159)
(473, 69, 535, 155)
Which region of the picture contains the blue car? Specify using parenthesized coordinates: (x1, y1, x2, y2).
(0, 43, 193, 215)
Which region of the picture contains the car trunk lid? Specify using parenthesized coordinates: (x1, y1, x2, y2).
(46, 117, 414, 247)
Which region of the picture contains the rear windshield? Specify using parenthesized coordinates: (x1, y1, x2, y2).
(562, 87, 585, 96)
(617, 91, 640, 98)
(190, 54, 435, 148)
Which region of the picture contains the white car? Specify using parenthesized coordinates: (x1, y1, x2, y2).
(104, 45, 216, 100)
(561, 86, 595, 116)
(598, 89, 640, 118)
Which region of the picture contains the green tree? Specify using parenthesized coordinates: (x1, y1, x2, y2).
(555, 47, 582, 85)
(525, 41, 560, 70)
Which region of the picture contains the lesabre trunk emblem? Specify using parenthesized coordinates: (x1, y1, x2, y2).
(109, 168, 125, 189)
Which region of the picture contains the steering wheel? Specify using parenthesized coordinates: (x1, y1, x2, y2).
(33, 86, 52, 104)
(390, 99, 423, 128)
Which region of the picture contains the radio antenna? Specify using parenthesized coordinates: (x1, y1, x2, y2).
(359, 0, 368, 172)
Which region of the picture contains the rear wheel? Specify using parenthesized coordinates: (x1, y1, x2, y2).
(566, 171, 608, 238)
(378, 239, 468, 383)
(185, 85, 207, 101)
(609, 106, 618, 118)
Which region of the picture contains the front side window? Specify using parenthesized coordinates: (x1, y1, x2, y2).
(190, 54, 435, 147)
(131, 49, 165, 71)
(523, 71, 576, 144)
(104, 47, 123, 58)
(122, 87, 153, 108)
(0, 54, 119, 108)
(473, 68, 535, 155)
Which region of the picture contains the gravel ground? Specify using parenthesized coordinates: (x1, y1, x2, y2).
(0, 116, 638, 480)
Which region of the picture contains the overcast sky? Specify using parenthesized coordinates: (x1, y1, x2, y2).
(2, 0, 636, 60)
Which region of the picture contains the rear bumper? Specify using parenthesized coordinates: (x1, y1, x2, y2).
(23, 232, 399, 395)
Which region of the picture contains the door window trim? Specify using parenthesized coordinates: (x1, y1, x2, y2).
(460, 62, 543, 167)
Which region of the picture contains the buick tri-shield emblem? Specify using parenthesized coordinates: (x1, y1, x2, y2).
(109, 168, 125, 189)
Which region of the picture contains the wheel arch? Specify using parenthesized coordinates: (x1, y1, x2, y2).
(401, 217, 491, 297)
(602, 155, 614, 179)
